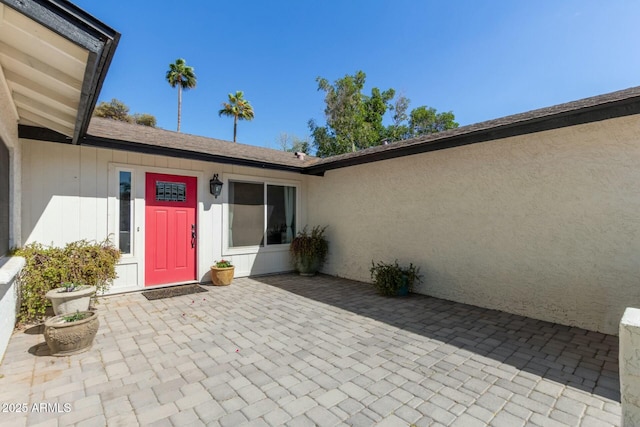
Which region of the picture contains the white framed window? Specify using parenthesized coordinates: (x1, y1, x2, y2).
(116, 169, 134, 255)
(224, 175, 299, 254)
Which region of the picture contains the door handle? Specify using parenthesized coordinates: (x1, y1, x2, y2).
(191, 224, 196, 248)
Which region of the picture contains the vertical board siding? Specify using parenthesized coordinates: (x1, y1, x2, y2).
(21, 140, 306, 292)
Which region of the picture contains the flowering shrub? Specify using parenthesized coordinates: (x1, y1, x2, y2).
(214, 259, 233, 268)
(16, 239, 120, 322)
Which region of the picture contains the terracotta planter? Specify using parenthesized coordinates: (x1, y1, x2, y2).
(45, 286, 96, 315)
(44, 311, 99, 356)
(210, 266, 234, 286)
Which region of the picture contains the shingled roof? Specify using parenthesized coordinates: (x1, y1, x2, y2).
(84, 117, 315, 172)
(18, 85, 640, 176)
(304, 85, 640, 175)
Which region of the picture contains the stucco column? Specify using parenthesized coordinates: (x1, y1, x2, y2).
(620, 307, 640, 426)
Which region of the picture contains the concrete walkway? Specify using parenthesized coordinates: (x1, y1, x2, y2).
(0, 274, 620, 426)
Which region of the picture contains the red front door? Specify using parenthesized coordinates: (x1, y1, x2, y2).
(145, 173, 197, 286)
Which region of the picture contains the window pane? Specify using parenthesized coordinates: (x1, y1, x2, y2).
(229, 181, 264, 247)
(267, 185, 296, 245)
(155, 181, 186, 202)
(119, 171, 132, 254)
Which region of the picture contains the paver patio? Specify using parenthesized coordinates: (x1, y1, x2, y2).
(0, 274, 621, 426)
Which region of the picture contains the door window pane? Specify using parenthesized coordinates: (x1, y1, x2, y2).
(119, 171, 132, 254)
(229, 181, 264, 247)
(156, 181, 186, 202)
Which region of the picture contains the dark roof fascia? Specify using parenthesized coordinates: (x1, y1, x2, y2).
(82, 135, 306, 173)
(1, 0, 120, 145)
(18, 124, 69, 143)
(18, 125, 306, 173)
(302, 93, 640, 176)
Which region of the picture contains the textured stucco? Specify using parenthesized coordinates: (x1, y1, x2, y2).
(307, 115, 640, 334)
(620, 308, 640, 426)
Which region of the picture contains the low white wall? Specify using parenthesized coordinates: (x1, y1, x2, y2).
(620, 308, 640, 426)
(0, 256, 24, 363)
(308, 115, 640, 334)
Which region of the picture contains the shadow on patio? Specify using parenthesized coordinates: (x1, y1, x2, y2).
(254, 273, 620, 403)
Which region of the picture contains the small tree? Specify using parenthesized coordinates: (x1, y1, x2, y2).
(277, 132, 311, 154)
(132, 113, 157, 127)
(93, 99, 132, 122)
(93, 99, 157, 127)
(166, 58, 197, 132)
(218, 91, 255, 142)
(409, 106, 458, 136)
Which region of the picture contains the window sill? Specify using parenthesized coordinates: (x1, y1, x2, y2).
(223, 244, 290, 256)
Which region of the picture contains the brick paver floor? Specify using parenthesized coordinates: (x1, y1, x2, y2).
(0, 274, 620, 426)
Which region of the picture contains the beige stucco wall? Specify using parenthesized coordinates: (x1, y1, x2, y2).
(307, 115, 640, 335)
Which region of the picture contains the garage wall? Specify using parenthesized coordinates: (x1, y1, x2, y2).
(307, 115, 640, 334)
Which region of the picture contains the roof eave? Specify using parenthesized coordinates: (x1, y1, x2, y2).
(0, 0, 120, 144)
(302, 93, 640, 176)
(17, 125, 308, 173)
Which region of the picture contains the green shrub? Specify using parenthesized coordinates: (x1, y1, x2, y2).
(16, 239, 120, 322)
(289, 225, 329, 265)
(370, 259, 422, 296)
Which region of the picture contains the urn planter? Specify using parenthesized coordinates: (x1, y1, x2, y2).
(45, 286, 96, 315)
(44, 311, 99, 356)
(295, 255, 322, 277)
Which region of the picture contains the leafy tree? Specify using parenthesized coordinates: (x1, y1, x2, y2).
(93, 99, 157, 127)
(218, 91, 255, 142)
(409, 106, 458, 136)
(132, 113, 157, 127)
(310, 71, 395, 156)
(309, 71, 459, 157)
(166, 58, 197, 132)
(93, 99, 131, 122)
(386, 95, 411, 141)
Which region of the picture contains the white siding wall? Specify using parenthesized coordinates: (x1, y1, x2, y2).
(21, 139, 307, 293)
(0, 65, 22, 362)
(307, 115, 640, 335)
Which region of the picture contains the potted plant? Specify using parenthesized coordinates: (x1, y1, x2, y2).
(45, 282, 96, 315)
(370, 260, 422, 296)
(210, 259, 235, 286)
(290, 225, 329, 276)
(44, 310, 99, 356)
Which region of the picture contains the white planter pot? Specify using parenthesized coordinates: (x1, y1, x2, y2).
(45, 286, 96, 315)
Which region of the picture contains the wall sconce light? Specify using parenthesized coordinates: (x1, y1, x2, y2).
(209, 174, 223, 198)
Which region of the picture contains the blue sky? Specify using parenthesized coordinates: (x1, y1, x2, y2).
(73, 0, 640, 150)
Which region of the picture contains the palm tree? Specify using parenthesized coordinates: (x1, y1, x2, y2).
(218, 91, 255, 142)
(166, 58, 196, 132)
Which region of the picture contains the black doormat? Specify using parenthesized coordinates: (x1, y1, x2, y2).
(142, 284, 208, 301)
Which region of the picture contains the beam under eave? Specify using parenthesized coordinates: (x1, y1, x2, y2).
(5, 69, 77, 112)
(13, 91, 75, 126)
(18, 108, 72, 137)
(0, 63, 18, 120)
(0, 40, 82, 90)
